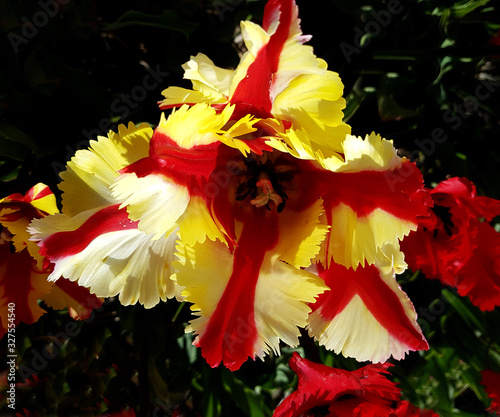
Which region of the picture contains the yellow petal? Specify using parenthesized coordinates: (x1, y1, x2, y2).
(276, 198, 329, 268)
(60, 122, 152, 216)
(111, 173, 190, 240)
(177, 195, 228, 247)
(182, 53, 233, 99)
(326, 203, 416, 269)
(156, 104, 233, 148)
(159, 86, 217, 107)
(29, 183, 58, 215)
(332, 132, 402, 173)
(253, 256, 327, 358)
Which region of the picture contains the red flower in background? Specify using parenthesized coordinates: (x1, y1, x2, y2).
(272, 352, 437, 417)
(394, 401, 439, 417)
(490, 28, 500, 47)
(401, 177, 500, 311)
(481, 370, 500, 415)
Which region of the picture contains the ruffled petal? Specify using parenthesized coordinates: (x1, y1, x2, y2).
(111, 172, 190, 240)
(154, 104, 233, 149)
(431, 177, 500, 221)
(160, 54, 231, 109)
(30, 205, 178, 308)
(112, 104, 247, 241)
(174, 204, 327, 370)
(177, 195, 228, 247)
(273, 352, 401, 417)
(394, 401, 440, 417)
(159, 0, 350, 154)
(320, 134, 431, 269)
(402, 177, 500, 311)
(307, 247, 427, 363)
(59, 122, 152, 216)
(24, 183, 58, 215)
(455, 221, 500, 311)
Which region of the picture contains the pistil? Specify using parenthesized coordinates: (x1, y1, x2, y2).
(250, 178, 283, 208)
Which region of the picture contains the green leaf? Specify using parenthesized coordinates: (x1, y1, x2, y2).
(461, 367, 489, 405)
(222, 372, 267, 417)
(0, 122, 38, 161)
(442, 289, 486, 335)
(0, 160, 20, 181)
(452, 0, 491, 18)
(344, 85, 366, 122)
(0, 122, 38, 152)
(428, 350, 454, 411)
(102, 10, 198, 37)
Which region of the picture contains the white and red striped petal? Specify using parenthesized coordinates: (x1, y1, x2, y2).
(307, 248, 427, 363)
(30, 205, 179, 308)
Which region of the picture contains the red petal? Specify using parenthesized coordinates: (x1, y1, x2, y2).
(401, 228, 460, 287)
(272, 352, 400, 417)
(431, 177, 500, 221)
(394, 401, 439, 417)
(0, 245, 51, 338)
(402, 177, 500, 311)
(455, 221, 500, 311)
(481, 370, 500, 414)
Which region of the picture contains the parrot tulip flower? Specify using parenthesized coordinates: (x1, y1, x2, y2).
(29, 0, 432, 371)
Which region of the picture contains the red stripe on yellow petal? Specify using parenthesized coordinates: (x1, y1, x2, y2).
(230, 1, 294, 118)
(38, 205, 137, 260)
(1, 183, 56, 215)
(322, 162, 431, 268)
(119, 106, 236, 200)
(325, 163, 428, 218)
(230, 51, 274, 118)
(43, 278, 102, 320)
(0, 183, 57, 266)
(25, 183, 58, 215)
(175, 198, 327, 370)
(308, 261, 427, 362)
(123, 133, 220, 185)
(30, 206, 179, 308)
(197, 216, 278, 370)
(0, 244, 52, 338)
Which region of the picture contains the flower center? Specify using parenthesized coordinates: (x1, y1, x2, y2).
(250, 178, 283, 208)
(234, 152, 295, 212)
